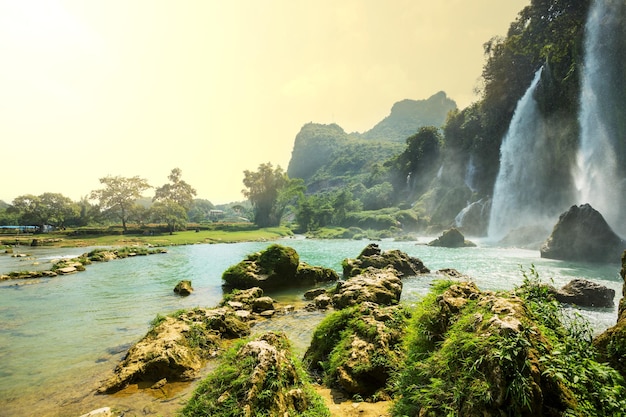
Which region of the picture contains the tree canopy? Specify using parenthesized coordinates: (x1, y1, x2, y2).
(90, 175, 151, 232)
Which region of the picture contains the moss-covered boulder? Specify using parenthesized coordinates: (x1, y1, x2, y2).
(174, 280, 194, 296)
(427, 227, 476, 248)
(180, 332, 330, 417)
(594, 251, 626, 377)
(342, 243, 429, 278)
(332, 268, 403, 309)
(222, 244, 338, 290)
(393, 279, 626, 416)
(98, 308, 249, 394)
(304, 303, 410, 399)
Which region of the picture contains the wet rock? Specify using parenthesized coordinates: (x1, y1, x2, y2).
(541, 204, 625, 263)
(314, 294, 331, 309)
(295, 262, 339, 286)
(98, 308, 249, 394)
(342, 243, 429, 278)
(551, 279, 614, 307)
(332, 268, 403, 309)
(78, 407, 112, 417)
(221, 244, 299, 289)
(428, 227, 476, 248)
(173, 280, 193, 296)
(252, 296, 275, 312)
(304, 288, 327, 300)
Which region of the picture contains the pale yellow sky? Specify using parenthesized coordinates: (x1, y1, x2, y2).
(0, 0, 528, 204)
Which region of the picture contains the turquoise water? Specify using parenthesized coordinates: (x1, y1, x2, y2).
(0, 238, 622, 416)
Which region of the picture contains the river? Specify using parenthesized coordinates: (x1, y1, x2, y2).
(0, 237, 622, 416)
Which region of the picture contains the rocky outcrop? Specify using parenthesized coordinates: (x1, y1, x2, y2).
(550, 279, 615, 308)
(173, 280, 193, 296)
(342, 243, 429, 278)
(98, 308, 249, 394)
(305, 303, 409, 399)
(180, 332, 330, 417)
(222, 244, 338, 289)
(594, 251, 626, 378)
(428, 227, 476, 248)
(540, 204, 625, 262)
(498, 225, 551, 250)
(332, 268, 403, 309)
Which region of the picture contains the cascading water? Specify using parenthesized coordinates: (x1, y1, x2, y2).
(488, 68, 560, 241)
(575, 0, 626, 235)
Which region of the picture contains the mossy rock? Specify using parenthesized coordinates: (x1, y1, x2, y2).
(305, 303, 410, 399)
(342, 243, 429, 278)
(180, 332, 330, 417)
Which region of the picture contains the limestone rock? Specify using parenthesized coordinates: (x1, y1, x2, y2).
(305, 303, 409, 398)
(173, 280, 193, 296)
(222, 245, 338, 290)
(252, 296, 275, 312)
(551, 279, 614, 307)
(541, 204, 625, 263)
(98, 308, 249, 393)
(342, 243, 429, 278)
(428, 227, 476, 248)
(332, 268, 403, 309)
(304, 288, 327, 300)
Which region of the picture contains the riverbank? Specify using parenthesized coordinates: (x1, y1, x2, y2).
(0, 226, 293, 249)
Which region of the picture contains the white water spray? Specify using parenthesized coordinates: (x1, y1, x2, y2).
(488, 68, 557, 240)
(575, 0, 625, 233)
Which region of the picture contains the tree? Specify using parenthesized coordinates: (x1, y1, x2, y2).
(153, 168, 197, 210)
(242, 163, 302, 227)
(10, 193, 79, 231)
(187, 199, 215, 223)
(90, 175, 151, 232)
(150, 200, 188, 234)
(152, 168, 196, 233)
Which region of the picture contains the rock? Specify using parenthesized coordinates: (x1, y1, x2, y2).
(454, 198, 491, 237)
(252, 296, 275, 312)
(314, 294, 331, 309)
(594, 251, 626, 378)
(427, 227, 476, 248)
(304, 288, 327, 300)
(498, 225, 551, 250)
(342, 243, 429, 278)
(221, 244, 300, 289)
(540, 204, 625, 263)
(295, 262, 339, 286)
(98, 308, 249, 393)
(56, 266, 78, 274)
(305, 303, 410, 398)
(180, 332, 329, 416)
(551, 279, 614, 307)
(332, 268, 403, 309)
(79, 407, 112, 417)
(173, 280, 193, 296)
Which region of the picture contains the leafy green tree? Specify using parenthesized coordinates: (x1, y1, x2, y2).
(90, 175, 151, 232)
(242, 163, 302, 227)
(152, 168, 196, 233)
(150, 200, 188, 234)
(9, 193, 79, 230)
(153, 168, 197, 210)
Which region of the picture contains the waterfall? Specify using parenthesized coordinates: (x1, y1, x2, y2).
(488, 68, 559, 240)
(575, 0, 625, 234)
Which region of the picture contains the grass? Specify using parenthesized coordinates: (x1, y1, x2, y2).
(0, 226, 293, 248)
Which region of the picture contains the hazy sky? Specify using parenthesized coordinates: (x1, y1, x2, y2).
(0, 0, 528, 205)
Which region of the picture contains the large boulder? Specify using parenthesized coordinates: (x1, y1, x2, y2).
(540, 204, 625, 263)
(332, 268, 403, 309)
(98, 308, 249, 393)
(222, 244, 337, 289)
(342, 243, 429, 278)
(173, 280, 193, 296)
(305, 303, 410, 399)
(550, 279, 615, 308)
(181, 332, 330, 416)
(428, 227, 476, 248)
(393, 280, 626, 416)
